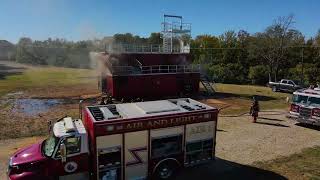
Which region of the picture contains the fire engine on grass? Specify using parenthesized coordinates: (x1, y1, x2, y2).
(8, 98, 218, 180)
(288, 88, 320, 126)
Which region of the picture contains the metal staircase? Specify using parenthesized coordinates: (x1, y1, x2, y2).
(200, 74, 215, 95)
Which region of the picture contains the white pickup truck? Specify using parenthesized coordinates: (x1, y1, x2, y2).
(268, 79, 303, 93)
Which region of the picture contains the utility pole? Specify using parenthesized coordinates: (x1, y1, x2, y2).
(301, 47, 304, 85)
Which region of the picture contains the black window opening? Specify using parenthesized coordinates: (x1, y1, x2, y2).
(151, 135, 183, 159)
(55, 136, 81, 158)
(98, 150, 121, 168)
(185, 139, 213, 164)
(98, 148, 122, 180)
(66, 136, 81, 154)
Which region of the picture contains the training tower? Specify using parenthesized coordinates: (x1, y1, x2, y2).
(97, 15, 215, 100)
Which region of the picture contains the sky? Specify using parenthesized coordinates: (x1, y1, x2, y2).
(0, 0, 319, 43)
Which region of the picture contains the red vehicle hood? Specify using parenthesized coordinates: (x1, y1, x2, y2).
(11, 141, 47, 166)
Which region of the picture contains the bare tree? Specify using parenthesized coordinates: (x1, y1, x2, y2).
(249, 14, 300, 81)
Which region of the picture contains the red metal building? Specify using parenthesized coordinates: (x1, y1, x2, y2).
(98, 51, 201, 99)
(95, 15, 214, 100)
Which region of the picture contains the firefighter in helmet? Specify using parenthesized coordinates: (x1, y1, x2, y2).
(250, 96, 260, 123)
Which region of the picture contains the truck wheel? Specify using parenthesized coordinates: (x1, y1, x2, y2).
(153, 160, 179, 180)
(272, 86, 277, 92)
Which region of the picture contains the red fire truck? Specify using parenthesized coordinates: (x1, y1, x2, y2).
(288, 88, 320, 126)
(8, 98, 218, 180)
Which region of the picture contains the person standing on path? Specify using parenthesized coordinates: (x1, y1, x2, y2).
(250, 96, 260, 123)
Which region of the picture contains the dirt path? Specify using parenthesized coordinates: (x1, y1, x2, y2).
(1, 111, 320, 178)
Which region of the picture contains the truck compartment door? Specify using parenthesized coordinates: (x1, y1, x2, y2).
(96, 134, 123, 180)
(185, 121, 216, 166)
(124, 130, 148, 180)
(98, 147, 122, 180)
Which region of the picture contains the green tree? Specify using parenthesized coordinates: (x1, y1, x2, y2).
(248, 65, 270, 85)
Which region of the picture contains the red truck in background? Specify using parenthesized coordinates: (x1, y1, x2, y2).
(288, 88, 320, 126)
(7, 98, 218, 180)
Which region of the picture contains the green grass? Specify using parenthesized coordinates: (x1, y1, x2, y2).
(213, 83, 291, 114)
(0, 67, 95, 97)
(254, 146, 320, 179)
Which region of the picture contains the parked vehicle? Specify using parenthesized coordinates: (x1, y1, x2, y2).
(268, 79, 302, 93)
(288, 88, 320, 126)
(7, 98, 218, 180)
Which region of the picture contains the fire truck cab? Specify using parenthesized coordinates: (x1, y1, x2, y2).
(288, 88, 320, 126)
(8, 98, 218, 180)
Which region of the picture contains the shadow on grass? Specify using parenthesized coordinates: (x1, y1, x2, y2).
(0, 63, 26, 80)
(201, 92, 277, 101)
(295, 123, 320, 131)
(255, 121, 289, 128)
(258, 117, 285, 122)
(176, 158, 287, 180)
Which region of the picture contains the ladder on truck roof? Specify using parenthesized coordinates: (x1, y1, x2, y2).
(200, 74, 215, 96)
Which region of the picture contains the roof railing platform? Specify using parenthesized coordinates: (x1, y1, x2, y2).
(110, 64, 200, 75)
(106, 44, 190, 54)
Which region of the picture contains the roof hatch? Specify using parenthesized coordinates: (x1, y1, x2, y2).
(135, 100, 180, 114)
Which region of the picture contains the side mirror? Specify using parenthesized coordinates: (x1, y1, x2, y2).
(60, 143, 67, 163)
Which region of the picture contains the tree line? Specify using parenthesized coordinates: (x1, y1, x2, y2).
(0, 15, 319, 85)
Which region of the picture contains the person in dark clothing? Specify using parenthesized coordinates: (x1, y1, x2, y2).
(250, 96, 260, 123)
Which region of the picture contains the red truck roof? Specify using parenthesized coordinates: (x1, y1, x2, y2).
(83, 98, 218, 136)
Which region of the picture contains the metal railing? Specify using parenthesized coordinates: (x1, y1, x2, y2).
(110, 64, 200, 75)
(106, 44, 190, 53)
(162, 22, 191, 33)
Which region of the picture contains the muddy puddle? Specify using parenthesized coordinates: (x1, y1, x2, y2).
(11, 98, 77, 116)
(13, 99, 62, 116)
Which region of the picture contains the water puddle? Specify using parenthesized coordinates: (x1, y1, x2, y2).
(12, 99, 64, 116)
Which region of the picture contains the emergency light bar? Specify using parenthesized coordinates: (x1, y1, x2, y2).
(64, 117, 76, 133)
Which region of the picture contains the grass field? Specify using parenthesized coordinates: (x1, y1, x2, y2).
(254, 146, 320, 179)
(0, 66, 96, 97)
(0, 63, 98, 139)
(0, 64, 293, 139)
(212, 83, 290, 114)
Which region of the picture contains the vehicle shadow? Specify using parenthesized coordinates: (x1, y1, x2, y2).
(176, 158, 287, 180)
(199, 92, 277, 101)
(254, 121, 289, 128)
(295, 123, 320, 131)
(258, 117, 285, 122)
(217, 129, 227, 132)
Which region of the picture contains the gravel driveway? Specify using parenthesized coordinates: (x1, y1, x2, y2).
(216, 110, 320, 165)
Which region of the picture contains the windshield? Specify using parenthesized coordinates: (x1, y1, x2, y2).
(308, 97, 320, 106)
(293, 94, 320, 106)
(293, 94, 308, 103)
(43, 134, 60, 157)
(292, 80, 301, 85)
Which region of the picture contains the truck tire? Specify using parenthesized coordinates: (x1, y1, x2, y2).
(272, 86, 277, 92)
(153, 160, 179, 180)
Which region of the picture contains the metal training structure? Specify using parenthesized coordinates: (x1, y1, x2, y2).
(97, 15, 215, 100)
